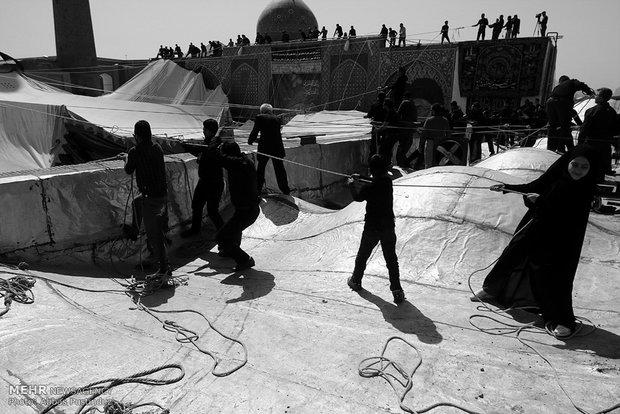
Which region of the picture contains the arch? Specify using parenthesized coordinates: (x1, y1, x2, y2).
(230, 63, 259, 119)
(330, 60, 367, 110)
(99, 73, 113, 94)
(410, 78, 444, 117)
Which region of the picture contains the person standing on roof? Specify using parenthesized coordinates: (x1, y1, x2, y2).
(398, 23, 407, 47)
(248, 103, 290, 195)
(581, 87, 620, 179)
(546, 75, 595, 153)
(537, 11, 548, 37)
(181, 119, 224, 239)
(440, 21, 451, 44)
(215, 142, 261, 272)
(123, 120, 170, 280)
(472, 13, 489, 41)
(347, 154, 405, 304)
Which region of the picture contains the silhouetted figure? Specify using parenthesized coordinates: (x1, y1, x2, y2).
(388, 27, 397, 47)
(473, 13, 489, 40)
(546, 75, 594, 153)
(384, 66, 408, 108)
(123, 120, 169, 279)
(365, 91, 387, 157)
(347, 154, 405, 304)
(537, 11, 548, 37)
(398, 23, 406, 47)
(248, 103, 290, 195)
(281, 31, 290, 42)
(349, 25, 357, 38)
(181, 119, 224, 239)
(320, 26, 328, 40)
(504, 16, 513, 39)
(216, 142, 261, 272)
(511, 15, 520, 38)
(441, 21, 450, 44)
(334, 24, 343, 39)
(582, 87, 620, 178)
(380, 24, 388, 46)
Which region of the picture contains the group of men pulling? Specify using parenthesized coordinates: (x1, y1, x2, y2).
(122, 103, 290, 283)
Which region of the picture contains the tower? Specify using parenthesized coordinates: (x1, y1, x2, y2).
(52, 0, 99, 95)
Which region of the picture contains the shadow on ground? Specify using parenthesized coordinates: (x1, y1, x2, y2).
(357, 289, 442, 344)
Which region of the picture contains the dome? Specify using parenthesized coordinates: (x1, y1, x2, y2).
(256, 0, 319, 42)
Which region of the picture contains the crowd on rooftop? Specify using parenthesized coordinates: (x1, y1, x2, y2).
(153, 11, 551, 60)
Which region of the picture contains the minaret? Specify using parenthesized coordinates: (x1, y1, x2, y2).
(52, 0, 99, 95)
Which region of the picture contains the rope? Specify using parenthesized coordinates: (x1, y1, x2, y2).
(0, 268, 36, 317)
(359, 336, 482, 413)
(127, 297, 248, 377)
(38, 364, 184, 414)
(467, 221, 620, 414)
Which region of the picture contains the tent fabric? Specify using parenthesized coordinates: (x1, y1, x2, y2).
(0, 101, 66, 173)
(0, 61, 229, 173)
(102, 59, 228, 107)
(280, 110, 371, 141)
(573, 97, 620, 116)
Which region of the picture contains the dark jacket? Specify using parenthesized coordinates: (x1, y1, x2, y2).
(581, 102, 619, 147)
(352, 174, 394, 229)
(217, 150, 260, 208)
(248, 113, 286, 158)
(124, 140, 167, 197)
(551, 79, 593, 102)
(198, 137, 224, 185)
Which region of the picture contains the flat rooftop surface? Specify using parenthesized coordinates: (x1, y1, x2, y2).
(1, 165, 619, 414)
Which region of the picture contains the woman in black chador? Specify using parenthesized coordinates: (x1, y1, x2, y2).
(474, 145, 602, 338)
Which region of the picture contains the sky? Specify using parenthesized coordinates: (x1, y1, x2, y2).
(1, 0, 619, 90)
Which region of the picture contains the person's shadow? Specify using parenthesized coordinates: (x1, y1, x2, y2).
(260, 195, 300, 226)
(555, 324, 620, 359)
(130, 283, 176, 308)
(220, 268, 276, 303)
(357, 290, 442, 344)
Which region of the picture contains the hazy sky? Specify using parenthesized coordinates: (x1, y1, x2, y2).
(2, 0, 619, 89)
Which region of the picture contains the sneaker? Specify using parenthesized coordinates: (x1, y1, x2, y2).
(181, 227, 200, 238)
(347, 277, 362, 291)
(552, 324, 573, 338)
(392, 289, 405, 304)
(233, 257, 255, 272)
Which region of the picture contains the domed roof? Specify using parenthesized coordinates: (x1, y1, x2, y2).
(257, 0, 318, 42)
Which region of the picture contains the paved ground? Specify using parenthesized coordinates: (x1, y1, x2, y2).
(1, 164, 619, 414)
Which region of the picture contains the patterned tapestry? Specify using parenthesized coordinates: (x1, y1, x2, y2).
(458, 38, 550, 97)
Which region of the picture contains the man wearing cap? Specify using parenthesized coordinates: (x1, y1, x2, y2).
(546, 75, 595, 153)
(123, 120, 170, 278)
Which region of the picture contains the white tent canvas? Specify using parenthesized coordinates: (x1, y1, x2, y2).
(0, 60, 229, 173)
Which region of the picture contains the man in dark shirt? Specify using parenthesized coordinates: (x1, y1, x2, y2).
(378, 98, 400, 164)
(473, 13, 489, 41)
(440, 21, 450, 44)
(365, 91, 387, 157)
(124, 120, 169, 278)
(181, 119, 224, 238)
(582, 88, 619, 178)
(538, 11, 548, 37)
(346, 154, 405, 304)
(216, 142, 261, 271)
(396, 92, 418, 168)
(546, 75, 595, 153)
(384, 66, 408, 108)
(379, 24, 388, 46)
(511, 15, 520, 38)
(248, 103, 290, 195)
